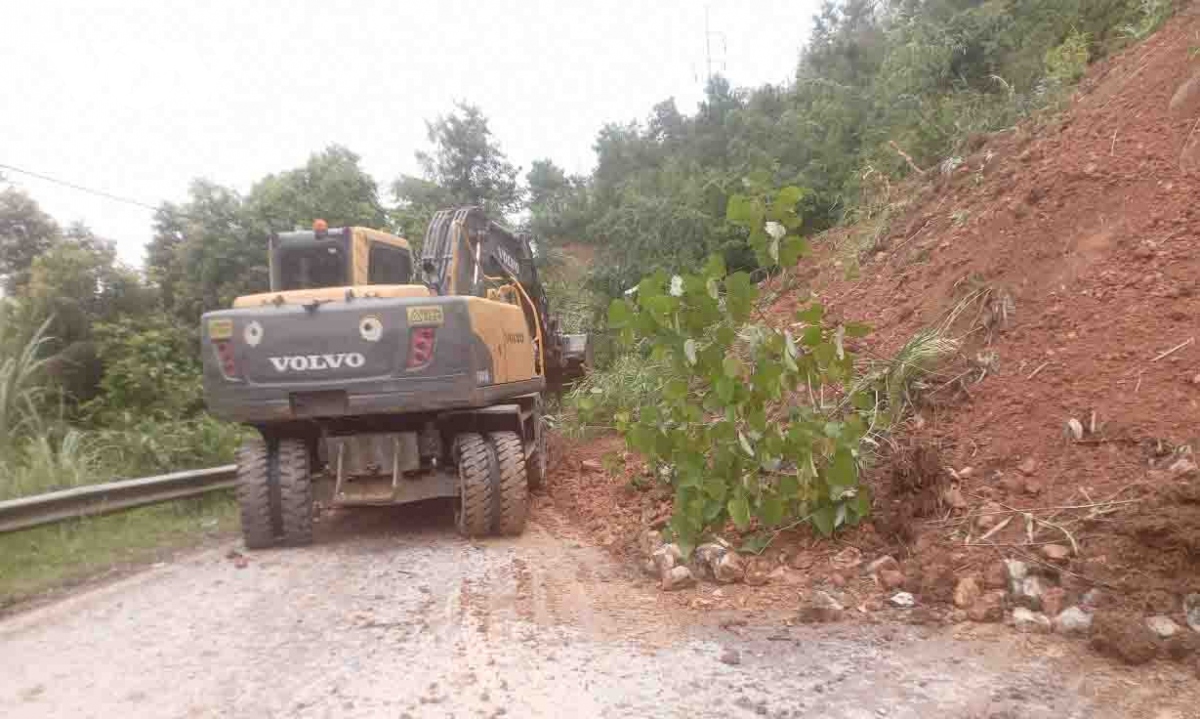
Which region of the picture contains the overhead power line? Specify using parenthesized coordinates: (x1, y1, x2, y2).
(0, 161, 164, 213)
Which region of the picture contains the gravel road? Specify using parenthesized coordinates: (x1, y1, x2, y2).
(0, 502, 1193, 718)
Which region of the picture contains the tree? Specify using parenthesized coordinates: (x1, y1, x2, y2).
(14, 225, 153, 404)
(245, 145, 386, 232)
(147, 179, 261, 323)
(525, 160, 590, 245)
(148, 147, 385, 322)
(0, 185, 60, 294)
(393, 102, 521, 226)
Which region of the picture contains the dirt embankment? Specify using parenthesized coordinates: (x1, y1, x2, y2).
(545, 5, 1200, 667)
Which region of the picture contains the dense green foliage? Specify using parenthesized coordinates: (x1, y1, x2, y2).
(597, 188, 872, 550)
(391, 102, 522, 243)
(528, 0, 1171, 302)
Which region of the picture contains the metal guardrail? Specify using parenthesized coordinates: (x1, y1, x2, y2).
(0, 465, 238, 534)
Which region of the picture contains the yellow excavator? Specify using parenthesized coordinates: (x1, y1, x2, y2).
(200, 208, 590, 548)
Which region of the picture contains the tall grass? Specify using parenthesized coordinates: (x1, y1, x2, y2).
(0, 316, 53, 459)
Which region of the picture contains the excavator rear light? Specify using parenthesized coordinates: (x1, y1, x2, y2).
(214, 340, 239, 378)
(406, 327, 437, 369)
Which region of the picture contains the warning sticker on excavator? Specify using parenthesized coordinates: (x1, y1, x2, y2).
(207, 318, 233, 340)
(406, 306, 444, 327)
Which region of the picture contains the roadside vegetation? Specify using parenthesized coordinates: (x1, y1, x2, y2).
(0, 0, 1177, 596)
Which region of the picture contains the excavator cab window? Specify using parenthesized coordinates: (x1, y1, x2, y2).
(277, 244, 349, 290)
(367, 242, 413, 285)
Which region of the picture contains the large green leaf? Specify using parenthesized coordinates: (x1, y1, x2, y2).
(759, 495, 784, 527)
(725, 272, 756, 322)
(728, 496, 751, 529)
(607, 299, 632, 328)
(827, 446, 857, 493)
(795, 303, 824, 324)
(811, 505, 836, 536)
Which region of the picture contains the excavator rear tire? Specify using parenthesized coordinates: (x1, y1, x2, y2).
(455, 433, 495, 538)
(277, 438, 314, 546)
(236, 438, 276, 550)
(490, 431, 529, 536)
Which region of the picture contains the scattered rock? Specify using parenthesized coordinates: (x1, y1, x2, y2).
(1168, 70, 1200, 120)
(976, 503, 1007, 531)
(638, 529, 665, 556)
(1013, 575, 1046, 610)
(708, 553, 737, 581)
(864, 555, 899, 576)
(719, 647, 741, 666)
(983, 561, 1008, 589)
(1011, 608, 1052, 633)
(652, 544, 684, 578)
(581, 459, 604, 472)
(1018, 457, 1038, 475)
(798, 590, 844, 623)
(949, 609, 969, 624)
(1146, 615, 1180, 639)
(661, 565, 696, 591)
(1054, 607, 1093, 636)
(1168, 457, 1198, 478)
(743, 563, 771, 586)
(1040, 544, 1071, 562)
(768, 565, 804, 586)
(953, 577, 981, 609)
(693, 543, 745, 584)
(889, 592, 916, 608)
(788, 551, 815, 571)
(943, 484, 968, 509)
(1004, 559, 1028, 587)
(1165, 631, 1200, 661)
(1040, 587, 1067, 618)
(1000, 475, 1027, 495)
(878, 569, 907, 591)
(1186, 594, 1200, 632)
(831, 546, 863, 571)
(1081, 588, 1105, 610)
(957, 466, 975, 479)
(1091, 612, 1159, 665)
(968, 591, 1006, 623)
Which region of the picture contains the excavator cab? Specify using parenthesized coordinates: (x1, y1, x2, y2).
(268, 221, 415, 292)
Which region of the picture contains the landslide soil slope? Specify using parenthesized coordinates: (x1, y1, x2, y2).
(546, 3, 1200, 660)
(774, 5, 1200, 620)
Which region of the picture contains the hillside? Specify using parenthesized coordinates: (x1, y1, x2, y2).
(789, 0, 1200, 613)
(547, 2, 1200, 664)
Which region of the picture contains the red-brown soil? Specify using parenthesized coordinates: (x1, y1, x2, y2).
(542, 4, 1200, 657)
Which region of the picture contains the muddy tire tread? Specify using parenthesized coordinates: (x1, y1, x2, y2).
(277, 438, 314, 546)
(236, 439, 275, 550)
(490, 431, 529, 536)
(456, 433, 495, 537)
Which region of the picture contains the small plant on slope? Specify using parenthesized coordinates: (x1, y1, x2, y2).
(605, 186, 873, 554)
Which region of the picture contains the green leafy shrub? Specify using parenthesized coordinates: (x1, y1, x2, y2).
(90, 415, 243, 479)
(84, 313, 204, 423)
(1045, 30, 1092, 87)
(566, 351, 674, 437)
(604, 187, 872, 553)
(1121, 0, 1175, 40)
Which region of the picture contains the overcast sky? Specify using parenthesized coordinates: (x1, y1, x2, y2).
(1, 0, 820, 266)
